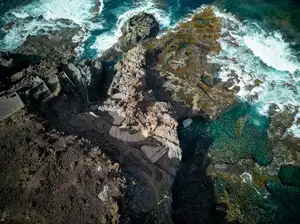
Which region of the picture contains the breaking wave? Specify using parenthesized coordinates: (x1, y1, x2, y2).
(210, 7, 300, 137)
(0, 0, 103, 51)
(90, 0, 172, 57)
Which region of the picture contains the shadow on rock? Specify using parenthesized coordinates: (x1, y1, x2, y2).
(172, 117, 241, 224)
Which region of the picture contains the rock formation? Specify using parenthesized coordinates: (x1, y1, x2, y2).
(2, 6, 300, 224)
(0, 110, 125, 224)
(102, 45, 181, 162)
(119, 12, 159, 46)
(146, 8, 236, 119)
(15, 27, 82, 62)
(68, 45, 181, 223)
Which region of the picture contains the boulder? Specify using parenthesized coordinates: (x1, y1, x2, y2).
(16, 27, 82, 62)
(120, 13, 159, 46)
(267, 105, 297, 141)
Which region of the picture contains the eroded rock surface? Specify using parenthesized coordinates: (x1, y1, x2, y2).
(119, 13, 159, 47)
(15, 27, 82, 62)
(146, 8, 236, 119)
(103, 45, 181, 161)
(66, 45, 181, 223)
(0, 110, 125, 224)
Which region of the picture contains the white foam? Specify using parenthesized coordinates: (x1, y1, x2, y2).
(244, 31, 300, 73)
(0, 0, 103, 50)
(91, 0, 171, 56)
(210, 7, 300, 137)
(0, 19, 73, 50)
(10, 0, 101, 27)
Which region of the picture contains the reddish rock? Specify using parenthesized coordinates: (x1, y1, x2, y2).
(3, 22, 15, 31)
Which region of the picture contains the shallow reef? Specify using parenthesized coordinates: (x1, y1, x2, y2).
(210, 103, 273, 166)
(174, 102, 300, 224)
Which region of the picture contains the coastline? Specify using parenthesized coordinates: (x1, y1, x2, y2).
(1, 3, 300, 223)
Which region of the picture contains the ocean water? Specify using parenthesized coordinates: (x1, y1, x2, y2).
(209, 6, 300, 137)
(0, 0, 211, 55)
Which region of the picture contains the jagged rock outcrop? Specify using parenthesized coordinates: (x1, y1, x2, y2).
(0, 52, 42, 84)
(65, 45, 181, 223)
(146, 8, 236, 119)
(101, 45, 181, 161)
(267, 104, 298, 141)
(119, 13, 159, 46)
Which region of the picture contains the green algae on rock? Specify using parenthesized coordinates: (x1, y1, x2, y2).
(146, 7, 236, 119)
(175, 101, 300, 224)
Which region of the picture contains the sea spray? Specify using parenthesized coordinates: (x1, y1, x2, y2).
(90, 0, 171, 56)
(0, 0, 103, 51)
(210, 7, 300, 137)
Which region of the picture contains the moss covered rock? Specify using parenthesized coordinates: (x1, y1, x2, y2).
(146, 7, 236, 119)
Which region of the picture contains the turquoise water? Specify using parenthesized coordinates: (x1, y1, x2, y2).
(177, 102, 300, 223)
(210, 103, 272, 166)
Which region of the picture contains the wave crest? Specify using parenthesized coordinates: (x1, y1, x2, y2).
(210, 7, 300, 137)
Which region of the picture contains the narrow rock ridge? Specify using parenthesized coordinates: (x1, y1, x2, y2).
(99, 45, 181, 163)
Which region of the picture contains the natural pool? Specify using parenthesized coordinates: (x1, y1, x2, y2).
(173, 102, 300, 224)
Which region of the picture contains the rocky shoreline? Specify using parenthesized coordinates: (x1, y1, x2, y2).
(1, 6, 300, 224)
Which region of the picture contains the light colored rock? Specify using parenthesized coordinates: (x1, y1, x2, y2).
(104, 45, 181, 161)
(95, 46, 181, 222)
(109, 126, 147, 142)
(182, 118, 193, 128)
(98, 185, 111, 201)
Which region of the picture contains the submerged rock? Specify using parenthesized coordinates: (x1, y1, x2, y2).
(279, 165, 300, 187)
(120, 12, 159, 46)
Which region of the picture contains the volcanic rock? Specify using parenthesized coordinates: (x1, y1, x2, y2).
(104, 45, 181, 161)
(119, 12, 159, 46)
(267, 105, 297, 141)
(0, 110, 125, 224)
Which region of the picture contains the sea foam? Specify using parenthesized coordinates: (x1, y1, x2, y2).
(210, 7, 300, 137)
(0, 0, 103, 50)
(91, 0, 171, 56)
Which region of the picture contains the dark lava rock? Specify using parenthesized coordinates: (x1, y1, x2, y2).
(267, 106, 297, 141)
(15, 27, 82, 62)
(120, 12, 159, 46)
(3, 21, 15, 31)
(0, 111, 125, 224)
(0, 52, 42, 90)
